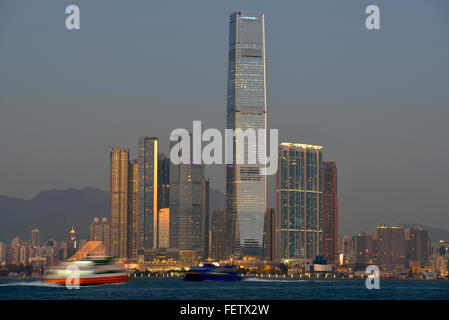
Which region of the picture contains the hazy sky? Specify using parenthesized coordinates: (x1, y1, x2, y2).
(1, 0, 448, 235)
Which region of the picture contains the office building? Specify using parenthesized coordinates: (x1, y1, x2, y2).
(226, 11, 267, 257)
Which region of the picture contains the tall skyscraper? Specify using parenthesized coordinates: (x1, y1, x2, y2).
(322, 162, 338, 263)
(30, 228, 40, 247)
(137, 137, 158, 258)
(169, 133, 208, 257)
(275, 143, 323, 261)
(128, 159, 139, 260)
(158, 154, 170, 210)
(109, 147, 129, 258)
(226, 11, 267, 257)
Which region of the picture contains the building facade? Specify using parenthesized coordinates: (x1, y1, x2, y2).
(109, 147, 129, 258)
(169, 133, 209, 257)
(226, 11, 267, 257)
(322, 162, 338, 263)
(137, 137, 158, 258)
(275, 143, 323, 261)
(128, 159, 139, 260)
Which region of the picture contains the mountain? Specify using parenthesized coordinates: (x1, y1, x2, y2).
(0, 187, 109, 243)
(0, 187, 226, 244)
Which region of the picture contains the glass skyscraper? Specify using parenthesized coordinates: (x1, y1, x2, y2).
(275, 143, 323, 261)
(137, 137, 158, 258)
(169, 133, 209, 257)
(226, 11, 267, 257)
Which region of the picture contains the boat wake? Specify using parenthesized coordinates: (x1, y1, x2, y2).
(244, 278, 308, 283)
(0, 280, 61, 288)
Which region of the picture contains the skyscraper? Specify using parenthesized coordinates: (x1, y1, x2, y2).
(109, 147, 129, 258)
(137, 137, 158, 258)
(30, 228, 40, 247)
(158, 154, 170, 210)
(128, 159, 139, 260)
(275, 143, 323, 261)
(322, 162, 338, 263)
(169, 133, 208, 257)
(226, 11, 267, 257)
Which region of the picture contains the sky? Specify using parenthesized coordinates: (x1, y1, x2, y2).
(0, 0, 448, 236)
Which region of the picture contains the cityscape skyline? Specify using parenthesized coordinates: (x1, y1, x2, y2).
(1, 1, 449, 238)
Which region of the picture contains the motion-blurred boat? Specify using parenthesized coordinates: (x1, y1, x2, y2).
(185, 263, 242, 281)
(45, 256, 128, 286)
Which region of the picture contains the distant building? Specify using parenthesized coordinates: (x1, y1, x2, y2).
(128, 159, 139, 260)
(210, 209, 227, 260)
(372, 225, 406, 269)
(0, 242, 7, 264)
(109, 147, 129, 259)
(322, 162, 338, 263)
(275, 143, 323, 261)
(30, 228, 40, 247)
(88, 217, 110, 255)
(352, 231, 370, 264)
(405, 226, 429, 265)
(66, 227, 79, 259)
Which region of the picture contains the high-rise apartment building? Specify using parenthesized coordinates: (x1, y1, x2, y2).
(322, 162, 338, 263)
(128, 159, 139, 260)
(275, 143, 323, 261)
(137, 137, 158, 257)
(226, 11, 267, 257)
(109, 147, 129, 258)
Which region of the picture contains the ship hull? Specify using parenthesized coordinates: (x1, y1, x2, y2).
(45, 274, 129, 286)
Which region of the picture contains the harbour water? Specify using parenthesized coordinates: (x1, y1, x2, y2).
(1, 278, 449, 300)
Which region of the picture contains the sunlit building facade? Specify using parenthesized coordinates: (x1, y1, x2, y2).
(275, 143, 323, 261)
(128, 159, 139, 260)
(226, 11, 267, 257)
(109, 147, 129, 258)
